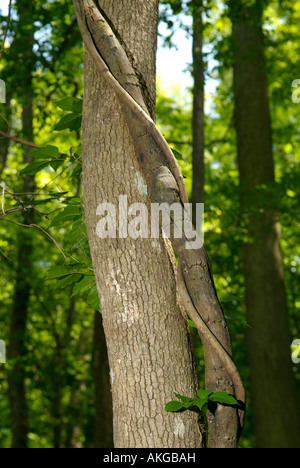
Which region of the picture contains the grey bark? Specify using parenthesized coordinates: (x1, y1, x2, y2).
(79, 0, 202, 448)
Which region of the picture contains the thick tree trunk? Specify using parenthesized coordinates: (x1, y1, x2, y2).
(229, 0, 300, 448)
(191, 0, 205, 217)
(81, 0, 202, 448)
(93, 311, 113, 448)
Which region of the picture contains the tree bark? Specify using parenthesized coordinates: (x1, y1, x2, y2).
(80, 0, 202, 448)
(191, 0, 205, 218)
(229, 0, 300, 448)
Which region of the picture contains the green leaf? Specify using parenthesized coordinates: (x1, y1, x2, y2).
(32, 192, 69, 206)
(87, 286, 100, 311)
(68, 220, 87, 244)
(46, 265, 76, 280)
(50, 205, 82, 227)
(48, 192, 70, 199)
(46, 263, 86, 280)
(183, 401, 194, 409)
(30, 145, 59, 160)
(20, 160, 52, 176)
(197, 389, 213, 399)
(71, 275, 96, 298)
(171, 148, 185, 161)
(174, 393, 192, 404)
(188, 319, 197, 329)
(50, 158, 65, 172)
(55, 97, 83, 114)
(55, 113, 82, 132)
(56, 274, 83, 289)
(165, 401, 184, 412)
(208, 392, 239, 406)
(193, 398, 208, 411)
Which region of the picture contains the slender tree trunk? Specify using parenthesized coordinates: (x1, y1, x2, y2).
(191, 0, 205, 221)
(80, 0, 202, 448)
(93, 311, 113, 448)
(0, 93, 11, 178)
(8, 91, 34, 450)
(7, 1, 35, 448)
(229, 0, 300, 448)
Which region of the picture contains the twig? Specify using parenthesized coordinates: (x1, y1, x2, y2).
(0, 217, 67, 260)
(0, 130, 80, 164)
(0, 183, 25, 207)
(0, 129, 41, 149)
(0, 248, 11, 262)
(0, 204, 49, 219)
(29, 170, 65, 201)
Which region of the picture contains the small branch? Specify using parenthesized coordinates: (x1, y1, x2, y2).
(0, 129, 41, 149)
(0, 204, 49, 219)
(0, 183, 25, 206)
(0, 248, 11, 262)
(0, 130, 81, 165)
(29, 170, 65, 201)
(0, 217, 67, 260)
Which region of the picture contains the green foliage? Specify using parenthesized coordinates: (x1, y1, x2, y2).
(165, 389, 240, 413)
(166, 389, 240, 445)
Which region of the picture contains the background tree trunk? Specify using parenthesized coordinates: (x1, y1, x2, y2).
(93, 311, 113, 448)
(229, 0, 300, 448)
(7, 1, 35, 447)
(8, 86, 34, 451)
(81, 0, 202, 448)
(0, 93, 11, 178)
(191, 0, 205, 220)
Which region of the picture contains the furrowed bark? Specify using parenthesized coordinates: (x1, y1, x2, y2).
(76, 0, 202, 448)
(74, 0, 244, 447)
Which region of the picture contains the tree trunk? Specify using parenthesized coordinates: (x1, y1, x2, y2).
(7, 0, 35, 448)
(0, 93, 11, 178)
(93, 311, 113, 448)
(80, 0, 202, 448)
(229, 0, 300, 448)
(191, 0, 205, 219)
(8, 90, 34, 450)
